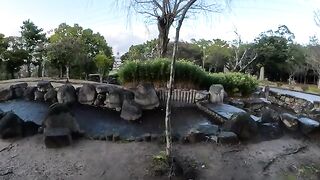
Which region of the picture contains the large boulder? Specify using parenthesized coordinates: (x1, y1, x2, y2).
(244, 98, 270, 113)
(94, 93, 106, 106)
(209, 84, 225, 104)
(104, 92, 122, 111)
(280, 113, 299, 131)
(297, 117, 320, 134)
(44, 128, 72, 148)
(24, 86, 37, 100)
(260, 108, 281, 123)
(78, 84, 97, 105)
(42, 103, 81, 134)
(96, 84, 123, 94)
(186, 124, 220, 143)
(0, 88, 13, 101)
(133, 83, 159, 110)
(10, 83, 28, 98)
(120, 99, 142, 121)
(57, 84, 77, 105)
(223, 112, 258, 140)
(44, 88, 57, 104)
(0, 111, 24, 139)
(259, 123, 283, 140)
(37, 81, 53, 92)
(195, 91, 210, 102)
(34, 90, 45, 101)
(22, 121, 40, 137)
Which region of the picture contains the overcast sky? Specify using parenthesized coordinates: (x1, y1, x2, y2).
(0, 0, 319, 54)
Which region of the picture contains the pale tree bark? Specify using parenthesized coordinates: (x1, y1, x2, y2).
(165, 0, 197, 158)
(65, 65, 70, 81)
(226, 29, 258, 72)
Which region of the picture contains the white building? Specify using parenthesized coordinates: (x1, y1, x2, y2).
(112, 52, 122, 70)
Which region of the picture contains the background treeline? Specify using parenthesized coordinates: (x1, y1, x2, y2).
(0, 20, 114, 80)
(122, 25, 320, 86)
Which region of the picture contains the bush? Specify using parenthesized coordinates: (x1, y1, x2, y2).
(118, 58, 258, 95)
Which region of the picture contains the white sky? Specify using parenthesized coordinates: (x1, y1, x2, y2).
(0, 0, 319, 54)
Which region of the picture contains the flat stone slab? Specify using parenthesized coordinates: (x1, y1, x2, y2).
(270, 88, 320, 103)
(202, 103, 246, 120)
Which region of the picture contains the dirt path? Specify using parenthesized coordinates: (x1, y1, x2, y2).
(0, 135, 319, 180)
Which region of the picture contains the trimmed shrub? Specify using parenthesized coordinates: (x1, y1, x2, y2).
(118, 58, 258, 95)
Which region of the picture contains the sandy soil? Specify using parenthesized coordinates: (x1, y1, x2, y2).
(0, 134, 320, 180)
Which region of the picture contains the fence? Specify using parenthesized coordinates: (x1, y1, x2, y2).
(156, 89, 207, 104)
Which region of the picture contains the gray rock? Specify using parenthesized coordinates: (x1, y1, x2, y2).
(22, 121, 40, 137)
(261, 108, 280, 123)
(42, 103, 81, 134)
(10, 83, 28, 89)
(94, 94, 106, 106)
(0, 88, 13, 101)
(186, 130, 206, 143)
(195, 91, 209, 102)
(34, 90, 45, 101)
(209, 84, 225, 103)
(133, 83, 159, 110)
(244, 98, 269, 112)
(96, 84, 123, 94)
(297, 117, 320, 134)
(280, 113, 299, 131)
(78, 84, 96, 105)
(259, 123, 283, 139)
(228, 98, 245, 109)
(24, 86, 37, 100)
(37, 81, 53, 92)
(10, 83, 28, 98)
(216, 131, 239, 144)
(195, 123, 219, 136)
(104, 92, 122, 111)
(44, 88, 57, 104)
(44, 128, 72, 148)
(57, 84, 76, 104)
(0, 111, 24, 139)
(120, 99, 142, 121)
(223, 112, 258, 140)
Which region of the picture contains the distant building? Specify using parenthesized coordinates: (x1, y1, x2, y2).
(112, 52, 122, 70)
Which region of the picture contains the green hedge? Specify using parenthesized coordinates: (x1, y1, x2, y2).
(118, 58, 258, 95)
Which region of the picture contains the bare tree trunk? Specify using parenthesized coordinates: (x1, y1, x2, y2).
(99, 74, 103, 83)
(59, 65, 63, 78)
(317, 76, 320, 89)
(41, 62, 45, 78)
(66, 65, 70, 81)
(157, 16, 173, 57)
(164, 0, 196, 158)
(27, 63, 31, 77)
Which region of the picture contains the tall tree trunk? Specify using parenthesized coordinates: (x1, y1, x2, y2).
(38, 64, 42, 77)
(157, 16, 173, 58)
(66, 65, 70, 81)
(27, 63, 31, 77)
(164, 0, 196, 158)
(59, 65, 63, 78)
(41, 62, 45, 78)
(99, 74, 103, 83)
(317, 75, 320, 89)
(10, 71, 14, 79)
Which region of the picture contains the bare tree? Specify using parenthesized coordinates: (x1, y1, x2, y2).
(120, 0, 229, 159)
(226, 29, 257, 72)
(126, 0, 226, 58)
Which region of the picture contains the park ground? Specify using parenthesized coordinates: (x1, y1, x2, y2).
(0, 133, 320, 180)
